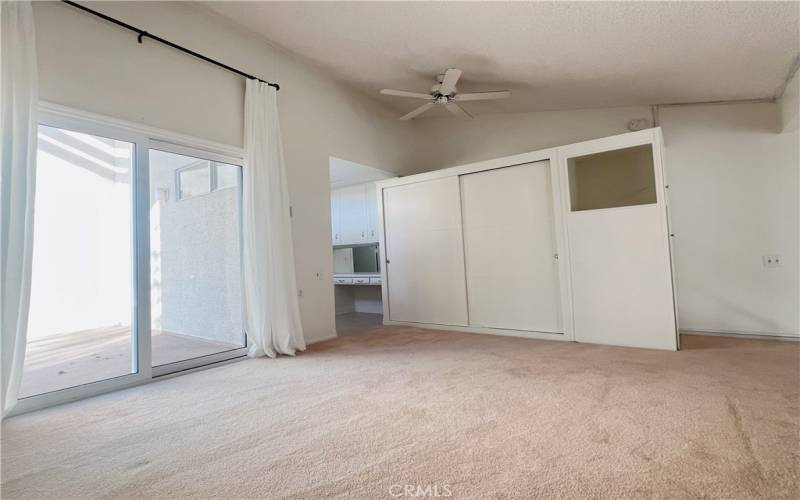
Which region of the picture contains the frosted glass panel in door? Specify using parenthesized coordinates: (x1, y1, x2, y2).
(460, 162, 561, 332)
(568, 144, 656, 211)
(383, 177, 468, 326)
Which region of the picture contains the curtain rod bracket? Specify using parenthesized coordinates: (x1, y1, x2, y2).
(137, 31, 147, 44)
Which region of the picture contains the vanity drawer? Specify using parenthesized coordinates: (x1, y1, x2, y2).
(334, 277, 353, 285)
(353, 277, 370, 285)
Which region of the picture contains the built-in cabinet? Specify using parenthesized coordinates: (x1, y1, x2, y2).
(331, 182, 380, 245)
(377, 128, 678, 351)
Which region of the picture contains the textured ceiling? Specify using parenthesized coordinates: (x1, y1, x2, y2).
(205, 1, 799, 117)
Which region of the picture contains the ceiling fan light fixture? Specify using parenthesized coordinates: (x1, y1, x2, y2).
(380, 68, 511, 120)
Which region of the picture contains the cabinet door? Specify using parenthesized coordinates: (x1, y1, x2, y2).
(561, 129, 677, 350)
(460, 161, 562, 333)
(383, 177, 468, 326)
(364, 182, 379, 242)
(339, 185, 366, 245)
(330, 189, 341, 245)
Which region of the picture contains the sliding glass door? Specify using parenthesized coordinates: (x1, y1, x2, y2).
(148, 147, 246, 371)
(17, 111, 247, 410)
(20, 125, 136, 398)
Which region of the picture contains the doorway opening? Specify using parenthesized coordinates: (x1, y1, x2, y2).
(329, 157, 394, 336)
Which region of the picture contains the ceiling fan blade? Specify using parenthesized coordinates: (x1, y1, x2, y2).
(399, 102, 435, 120)
(454, 90, 511, 102)
(445, 102, 472, 119)
(439, 68, 462, 95)
(380, 89, 432, 100)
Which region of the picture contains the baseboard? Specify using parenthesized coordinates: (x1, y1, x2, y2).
(681, 329, 800, 342)
(306, 333, 338, 345)
(383, 320, 568, 342)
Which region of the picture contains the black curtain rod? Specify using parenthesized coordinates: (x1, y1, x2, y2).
(61, 0, 280, 91)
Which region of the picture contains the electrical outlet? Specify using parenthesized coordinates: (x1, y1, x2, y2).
(763, 255, 782, 268)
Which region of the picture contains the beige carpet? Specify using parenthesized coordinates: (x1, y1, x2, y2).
(2, 327, 798, 499)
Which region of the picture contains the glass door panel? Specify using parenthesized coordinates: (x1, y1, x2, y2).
(20, 125, 135, 398)
(148, 149, 245, 367)
(567, 144, 656, 211)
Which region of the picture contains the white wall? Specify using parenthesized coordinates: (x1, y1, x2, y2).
(780, 68, 798, 133)
(33, 1, 415, 344)
(353, 287, 383, 315)
(409, 106, 652, 171)
(659, 102, 798, 336)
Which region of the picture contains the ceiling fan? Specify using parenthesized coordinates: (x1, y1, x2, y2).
(380, 68, 511, 120)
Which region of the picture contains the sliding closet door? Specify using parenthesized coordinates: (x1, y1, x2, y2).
(460, 162, 561, 332)
(383, 177, 468, 326)
(562, 130, 677, 350)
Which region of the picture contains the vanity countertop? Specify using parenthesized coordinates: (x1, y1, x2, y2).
(333, 273, 381, 279)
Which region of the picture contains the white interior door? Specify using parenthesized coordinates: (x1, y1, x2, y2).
(383, 177, 468, 326)
(561, 130, 677, 350)
(460, 161, 562, 332)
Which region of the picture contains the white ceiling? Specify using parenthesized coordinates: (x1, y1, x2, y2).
(206, 1, 799, 117)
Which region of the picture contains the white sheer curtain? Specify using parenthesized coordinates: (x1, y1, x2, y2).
(242, 79, 305, 358)
(1, 1, 38, 417)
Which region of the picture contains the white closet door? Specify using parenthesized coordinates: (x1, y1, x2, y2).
(562, 130, 677, 350)
(383, 177, 468, 326)
(460, 162, 562, 332)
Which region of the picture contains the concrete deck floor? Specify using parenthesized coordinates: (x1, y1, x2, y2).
(20, 326, 243, 398)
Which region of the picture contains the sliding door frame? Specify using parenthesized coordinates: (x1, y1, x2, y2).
(10, 103, 248, 416)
